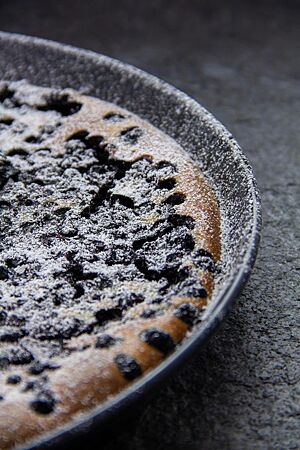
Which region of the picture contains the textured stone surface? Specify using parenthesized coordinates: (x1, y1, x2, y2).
(0, 0, 299, 449)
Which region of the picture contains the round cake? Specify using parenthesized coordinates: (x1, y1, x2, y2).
(0, 80, 220, 449)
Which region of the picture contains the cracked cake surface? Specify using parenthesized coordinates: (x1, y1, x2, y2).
(0, 80, 220, 449)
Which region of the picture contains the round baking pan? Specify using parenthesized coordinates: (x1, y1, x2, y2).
(0, 32, 261, 450)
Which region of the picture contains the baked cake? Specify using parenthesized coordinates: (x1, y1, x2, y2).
(0, 81, 220, 449)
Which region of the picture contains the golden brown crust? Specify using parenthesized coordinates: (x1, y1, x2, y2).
(0, 84, 220, 449)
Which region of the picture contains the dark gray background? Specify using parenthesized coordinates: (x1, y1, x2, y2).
(0, 1, 299, 449)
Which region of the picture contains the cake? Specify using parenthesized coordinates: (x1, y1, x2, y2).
(0, 80, 220, 449)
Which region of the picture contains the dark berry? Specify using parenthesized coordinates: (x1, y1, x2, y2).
(114, 353, 142, 381)
(157, 178, 176, 190)
(194, 248, 213, 259)
(23, 380, 37, 392)
(86, 135, 104, 149)
(120, 127, 143, 144)
(103, 112, 125, 122)
(38, 93, 82, 116)
(140, 309, 157, 319)
(95, 334, 118, 349)
(174, 303, 198, 327)
(117, 292, 145, 309)
(168, 214, 195, 229)
(0, 265, 9, 280)
(192, 249, 215, 273)
(164, 193, 186, 206)
(190, 285, 207, 298)
(0, 327, 25, 342)
(30, 390, 56, 414)
(95, 307, 122, 325)
(0, 310, 7, 325)
(7, 374, 22, 384)
(28, 362, 45, 375)
(46, 362, 61, 371)
(66, 130, 89, 143)
(0, 117, 13, 126)
(7, 347, 34, 365)
(111, 194, 135, 209)
(0, 357, 9, 369)
(179, 279, 208, 298)
(0, 395, 4, 401)
(139, 328, 175, 355)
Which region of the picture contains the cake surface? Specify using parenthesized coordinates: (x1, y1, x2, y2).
(0, 80, 220, 449)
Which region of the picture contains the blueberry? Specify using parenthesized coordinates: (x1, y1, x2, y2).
(117, 292, 145, 309)
(0, 357, 9, 370)
(114, 353, 142, 381)
(29, 361, 61, 373)
(103, 112, 125, 122)
(38, 93, 82, 116)
(0, 84, 14, 103)
(95, 307, 122, 325)
(140, 309, 157, 319)
(120, 127, 143, 145)
(66, 130, 89, 143)
(95, 334, 118, 349)
(168, 214, 195, 229)
(0, 310, 7, 325)
(86, 135, 104, 149)
(164, 193, 186, 206)
(28, 362, 45, 375)
(0, 327, 25, 342)
(30, 390, 56, 414)
(157, 178, 176, 190)
(190, 285, 207, 298)
(7, 374, 22, 384)
(179, 279, 208, 298)
(23, 380, 37, 392)
(139, 328, 175, 355)
(0, 265, 9, 280)
(192, 249, 215, 273)
(46, 362, 61, 371)
(174, 303, 198, 327)
(7, 347, 33, 365)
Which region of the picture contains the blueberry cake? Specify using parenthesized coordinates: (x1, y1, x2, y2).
(0, 81, 220, 449)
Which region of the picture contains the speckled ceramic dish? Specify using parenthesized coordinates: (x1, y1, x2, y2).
(0, 32, 261, 450)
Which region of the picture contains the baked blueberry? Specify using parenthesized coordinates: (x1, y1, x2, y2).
(114, 353, 142, 380)
(120, 126, 143, 144)
(103, 112, 125, 122)
(95, 307, 122, 324)
(140, 309, 157, 319)
(95, 334, 118, 349)
(28, 362, 46, 375)
(30, 390, 56, 414)
(23, 380, 38, 392)
(174, 303, 198, 327)
(6, 374, 22, 384)
(0, 265, 9, 280)
(139, 328, 175, 355)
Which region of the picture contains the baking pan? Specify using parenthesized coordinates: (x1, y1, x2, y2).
(0, 31, 261, 449)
